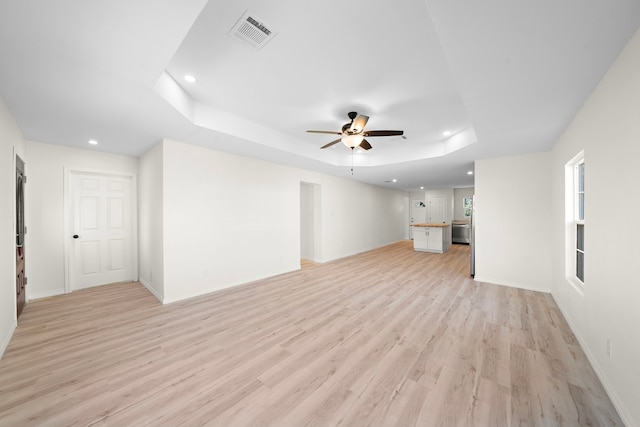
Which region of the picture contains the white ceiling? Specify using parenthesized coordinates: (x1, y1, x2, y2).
(1, 0, 639, 190)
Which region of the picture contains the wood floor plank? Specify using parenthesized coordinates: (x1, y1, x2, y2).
(0, 241, 624, 426)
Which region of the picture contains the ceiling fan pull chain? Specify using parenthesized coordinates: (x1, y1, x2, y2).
(351, 148, 354, 175)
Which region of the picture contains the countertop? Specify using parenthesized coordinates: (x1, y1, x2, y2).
(411, 223, 450, 227)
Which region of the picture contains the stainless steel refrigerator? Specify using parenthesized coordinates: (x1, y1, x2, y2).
(470, 195, 476, 277)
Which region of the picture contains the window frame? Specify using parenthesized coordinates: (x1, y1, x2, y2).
(565, 151, 585, 292)
(574, 160, 584, 284)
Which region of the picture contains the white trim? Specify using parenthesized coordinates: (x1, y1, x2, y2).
(574, 160, 585, 284)
(28, 289, 66, 300)
(564, 151, 585, 290)
(314, 239, 407, 264)
(139, 278, 163, 303)
(130, 174, 139, 283)
(472, 276, 551, 293)
(574, 159, 585, 222)
(0, 321, 17, 359)
(11, 148, 19, 323)
(64, 168, 139, 294)
(63, 167, 70, 293)
(565, 277, 585, 297)
(161, 265, 302, 305)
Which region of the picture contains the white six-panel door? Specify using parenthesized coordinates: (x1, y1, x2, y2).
(428, 195, 447, 223)
(69, 172, 133, 291)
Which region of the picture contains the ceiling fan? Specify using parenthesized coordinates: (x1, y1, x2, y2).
(307, 111, 404, 150)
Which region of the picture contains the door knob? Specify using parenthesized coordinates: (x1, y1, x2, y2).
(73, 235, 79, 239)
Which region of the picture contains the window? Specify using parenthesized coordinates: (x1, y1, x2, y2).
(565, 152, 584, 290)
(575, 161, 584, 283)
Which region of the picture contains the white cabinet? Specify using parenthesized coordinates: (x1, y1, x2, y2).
(426, 227, 442, 250)
(412, 225, 451, 253)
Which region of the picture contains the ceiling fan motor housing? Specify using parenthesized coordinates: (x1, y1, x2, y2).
(342, 122, 357, 135)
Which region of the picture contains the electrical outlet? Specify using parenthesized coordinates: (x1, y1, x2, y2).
(606, 339, 613, 359)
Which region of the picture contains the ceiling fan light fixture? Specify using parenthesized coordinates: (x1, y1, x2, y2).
(342, 134, 364, 148)
(308, 111, 403, 150)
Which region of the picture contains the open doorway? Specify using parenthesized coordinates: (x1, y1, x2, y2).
(300, 182, 320, 268)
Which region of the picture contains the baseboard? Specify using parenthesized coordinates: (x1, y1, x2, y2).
(28, 289, 66, 300)
(472, 275, 551, 293)
(0, 321, 17, 359)
(162, 286, 237, 305)
(139, 278, 163, 303)
(551, 295, 636, 427)
(318, 239, 407, 264)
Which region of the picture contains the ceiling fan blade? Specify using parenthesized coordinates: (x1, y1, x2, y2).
(360, 139, 372, 150)
(350, 115, 369, 133)
(307, 130, 342, 135)
(320, 138, 342, 149)
(364, 130, 404, 137)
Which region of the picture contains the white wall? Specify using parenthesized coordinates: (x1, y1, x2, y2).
(0, 96, 26, 358)
(319, 175, 407, 262)
(402, 194, 410, 240)
(453, 187, 474, 220)
(474, 152, 552, 292)
(549, 29, 640, 427)
(25, 141, 138, 298)
(152, 139, 407, 302)
(300, 182, 316, 260)
(160, 139, 321, 303)
(138, 142, 164, 300)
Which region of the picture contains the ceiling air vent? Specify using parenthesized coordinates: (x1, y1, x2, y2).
(229, 11, 277, 50)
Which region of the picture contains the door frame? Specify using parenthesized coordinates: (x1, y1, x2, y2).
(410, 199, 426, 239)
(15, 154, 26, 318)
(63, 168, 138, 294)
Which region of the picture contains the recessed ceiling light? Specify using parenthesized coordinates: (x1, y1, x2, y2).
(184, 75, 196, 83)
(467, 171, 474, 175)
(88, 139, 98, 145)
(392, 179, 397, 183)
(420, 186, 424, 190)
(443, 131, 451, 137)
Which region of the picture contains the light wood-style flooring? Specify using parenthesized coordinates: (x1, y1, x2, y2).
(0, 241, 623, 426)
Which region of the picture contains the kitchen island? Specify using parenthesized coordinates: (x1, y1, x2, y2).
(411, 223, 451, 253)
